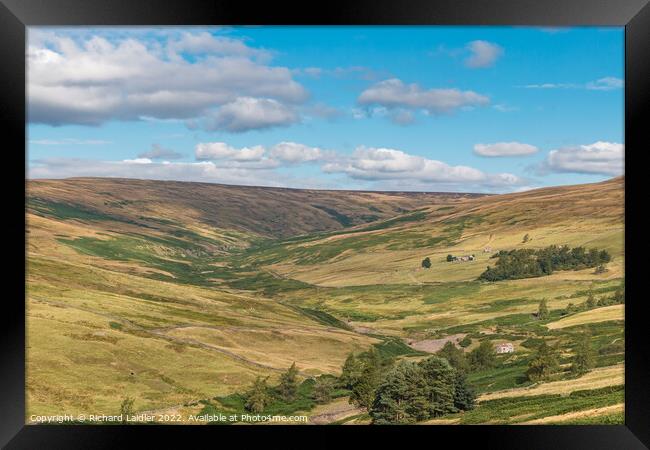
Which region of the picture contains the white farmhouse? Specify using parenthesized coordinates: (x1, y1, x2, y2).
(495, 343, 514, 354)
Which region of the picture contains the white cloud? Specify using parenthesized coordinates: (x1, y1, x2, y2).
(541, 141, 624, 176)
(323, 146, 524, 188)
(464, 40, 503, 68)
(269, 142, 329, 163)
(357, 78, 489, 115)
(522, 77, 623, 91)
(522, 83, 577, 89)
(138, 143, 183, 160)
(28, 157, 293, 187)
(122, 158, 152, 164)
(199, 97, 299, 132)
(29, 143, 528, 192)
(195, 141, 332, 165)
(474, 142, 539, 157)
(27, 31, 307, 129)
(166, 31, 272, 61)
(195, 142, 266, 161)
(586, 77, 624, 91)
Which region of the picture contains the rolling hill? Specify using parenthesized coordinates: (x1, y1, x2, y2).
(25, 176, 625, 424)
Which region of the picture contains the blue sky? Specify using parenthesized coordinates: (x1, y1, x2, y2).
(27, 26, 624, 192)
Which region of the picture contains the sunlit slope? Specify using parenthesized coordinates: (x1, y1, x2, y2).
(29, 177, 479, 241)
(256, 177, 624, 287)
(27, 252, 379, 417)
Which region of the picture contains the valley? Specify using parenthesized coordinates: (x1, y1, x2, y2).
(26, 176, 625, 424)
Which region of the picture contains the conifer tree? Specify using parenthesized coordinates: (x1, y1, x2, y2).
(526, 341, 559, 381)
(571, 332, 595, 375)
(537, 298, 549, 319)
(453, 372, 476, 411)
(278, 362, 299, 402)
(339, 353, 363, 389)
(419, 356, 455, 417)
(245, 376, 270, 413)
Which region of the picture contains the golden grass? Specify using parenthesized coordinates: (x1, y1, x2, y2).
(164, 325, 379, 375)
(26, 301, 272, 418)
(478, 365, 624, 402)
(520, 403, 624, 425)
(546, 305, 624, 330)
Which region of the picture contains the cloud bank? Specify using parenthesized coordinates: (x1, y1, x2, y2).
(357, 78, 490, 118)
(474, 142, 539, 157)
(28, 31, 307, 132)
(539, 141, 624, 176)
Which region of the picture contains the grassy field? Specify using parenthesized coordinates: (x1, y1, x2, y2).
(25, 176, 625, 424)
(546, 305, 624, 330)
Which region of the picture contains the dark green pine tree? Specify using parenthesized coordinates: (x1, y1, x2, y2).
(349, 361, 381, 410)
(277, 362, 299, 402)
(571, 332, 595, 375)
(339, 352, 364, 389)
(347, 348, 389, 410)
(370, 361, 428, 424)
(452, 372, 476, 411)
(526, 341, 559, 382)
(419, 356, 456, 417)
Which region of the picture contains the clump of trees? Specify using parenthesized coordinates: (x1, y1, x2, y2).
(242, 362, 306, 413)
(369, 356, 475, 424)
(421, 257, 432, 269)
(561, 282, 625, 315)
(340, 345, 477, 424)
(479, 245, 611, 282)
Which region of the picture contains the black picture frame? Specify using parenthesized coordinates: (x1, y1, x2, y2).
(2, 0, 648, 448)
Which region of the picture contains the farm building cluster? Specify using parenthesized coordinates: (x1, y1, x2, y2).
(447, 254, 476, 262)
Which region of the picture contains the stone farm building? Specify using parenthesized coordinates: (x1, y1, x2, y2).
(495, 343, 514, 354)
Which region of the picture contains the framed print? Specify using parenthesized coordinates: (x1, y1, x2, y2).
(1, 0, 649, 448)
